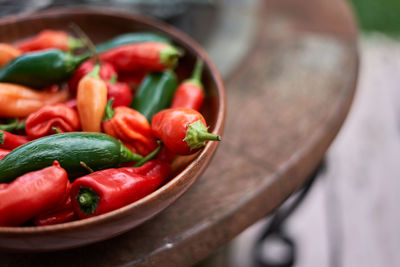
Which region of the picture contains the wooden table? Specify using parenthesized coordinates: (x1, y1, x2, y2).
(0, 0, 358, 266)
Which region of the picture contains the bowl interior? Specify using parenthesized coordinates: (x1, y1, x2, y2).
(0, 7, 224, 251)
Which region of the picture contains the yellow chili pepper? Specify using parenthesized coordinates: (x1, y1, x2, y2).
(77, 65, 107, 132)
(0, 83, 68, 117)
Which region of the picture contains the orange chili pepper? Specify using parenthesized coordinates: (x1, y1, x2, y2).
(0, 43, 21, 68)
(102, 101, 158, 156)
(77, 65, 108, 132)
(0, 83, 68, 118)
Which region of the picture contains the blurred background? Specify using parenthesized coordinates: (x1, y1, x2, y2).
(0, 0, 399, 266)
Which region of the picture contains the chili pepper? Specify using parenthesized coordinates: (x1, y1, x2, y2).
(0, 130, 30, 150)
(131, 70, 178, 121)
(151, 108, 221, 155)
(171, 59, 205, 111)
(103, 100, 157, 156)
(107, 75, 133, 108)
(68, 60, 117, 95)
(0, 43, 21, 68)
(96, 32, 170, 53)
(33, 194, 76, 226)
(0, 49, 90, 89)
(0, 148, 10, 160)
(77, 65, 108, 132)
(0, 132, 144, 183)
(0, 161, 70, 227)
(16, 30, 84, 53)
(0, 118, 25, 132)
(0, 83, 68, 118)
(99, 42, 182, 72)
(70, 160, 171, 218)
(25, 104, 80, 139)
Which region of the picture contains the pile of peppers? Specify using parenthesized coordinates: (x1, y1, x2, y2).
(0, 29, 221, 227)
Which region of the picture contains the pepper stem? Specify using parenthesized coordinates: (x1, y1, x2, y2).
(183, 120, 221, 150)
(76, 187, 100, 215)
(68, 36, 85, 51)
(109, 74, 118, 85)
(119, 142, 144, 163)
(86, 64, 101, 79)
(103, 99, 115, 121)
(160, 45, 183, 69)
(0, 131, 4, 145)
(134, 140, 162, 167)
(0, 118, 25, 132)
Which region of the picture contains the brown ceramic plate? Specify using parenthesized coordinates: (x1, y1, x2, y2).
(0, 7, 225, 252)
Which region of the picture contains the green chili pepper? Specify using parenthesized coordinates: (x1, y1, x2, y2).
(0, 132, 144, 183)
(96, 32, 170, 53)
(131, 70, 178, 121)
(0, 49, 90, 89)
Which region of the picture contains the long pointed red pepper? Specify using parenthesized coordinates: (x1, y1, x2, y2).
(99, 42, 182, 72)
(151, 108, 221, 155)
(0, 161, 70, 226)
(0, 130, 30, 150)
(171, 59, 205, 111)
(70, 160, 171, 218)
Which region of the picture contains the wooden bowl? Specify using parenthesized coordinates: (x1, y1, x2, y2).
(0, 7, 225, 252)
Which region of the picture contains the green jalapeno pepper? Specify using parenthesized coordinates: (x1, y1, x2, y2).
(96, 32, 170, 53)
(131, 70, 178, 121)
(0, 132, 144, 183)
(0, 49, 89, 89)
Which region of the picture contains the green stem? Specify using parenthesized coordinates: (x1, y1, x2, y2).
(0, 119, 25, 132)
(103, 99, 115, 122)
(119, 143, 144, 163)
(134, 140, 162, 167)
(183, 120, 221, 150)
(76, 187, 100, 215)
(52, 127, 61, 134)
(0, 131, 4, 145)
(109, 74, 118, 85)
(68, 36, 85, 51)
(80, 161, 94, 173)
(160, 45, 183, 69)
(86, 64, 101, 79)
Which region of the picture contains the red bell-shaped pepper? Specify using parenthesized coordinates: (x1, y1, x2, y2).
(68, 60, 117, 95)
(0, 161, 70, 226)
(25, 104, 80, 139)
(0, 130, 30, 150)
(151, 108, 221, 155)
(70, 160, 171, 219)
(102, 101, 158, 156)
(99, 42, 182, 72)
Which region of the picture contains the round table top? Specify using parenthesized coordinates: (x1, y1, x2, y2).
(0, 0, 358, 266)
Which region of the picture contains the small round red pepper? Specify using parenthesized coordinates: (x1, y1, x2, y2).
(68, 60, 117, 95)
(0, 130, 30, 150)
(16, 30, 84, 53)
(171, 59, 205, 111)
(70, 160, 171, 218)
(151, 108, 221, 155)
(107, 75, 133, 108)
(0, 161, 70, 226)
(25, 104, 80, 139)
(99, 42, 182, 72)
(102, 101, 158, 156)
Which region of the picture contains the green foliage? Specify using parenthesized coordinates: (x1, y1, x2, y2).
(349, 0, 400, 35)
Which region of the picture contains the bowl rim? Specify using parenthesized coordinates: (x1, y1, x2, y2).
(0, 7, 225, 234)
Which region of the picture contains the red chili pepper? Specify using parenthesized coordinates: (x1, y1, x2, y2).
(33, 196, 76, 226)
(0, 161, 70, 226)
(118, 72, 147, 90)
(0, 130, 30, 150)
(25, 104, 80, 139)
(151, 108, 221, 155)
(102, 101, 157, 156)
(171, 59, 204, 111)
(0, 148, 10, 160)
(68, 60, 117, 95)
(16, 30, 84, 53)
(70, 160, 171, 218)
(107, 75, 133, 108)
(99, 42, 182, 72)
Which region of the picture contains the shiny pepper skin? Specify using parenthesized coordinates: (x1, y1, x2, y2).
(103, 106, 157, 156)
(25, 104, 80, 139)
(0, 130, 30, 150)
(151, 108, 221, 155)
(0, 161, 70, 226)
